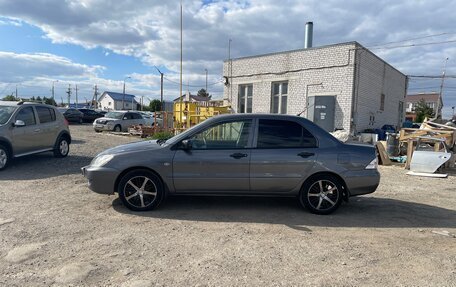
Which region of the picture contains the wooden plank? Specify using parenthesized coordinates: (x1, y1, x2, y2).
(405, 139, 414, 170)
(406, 171, 448, 178)
(376, 142, 391, 166)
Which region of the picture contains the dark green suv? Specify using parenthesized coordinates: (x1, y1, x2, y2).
(0, 101, 71, 170)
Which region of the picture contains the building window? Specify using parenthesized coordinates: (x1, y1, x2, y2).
(271, 82, 288, 114)
(238, 84, 253, 113)
(380, 93, 385, 111)
(108, 101, 111, 106)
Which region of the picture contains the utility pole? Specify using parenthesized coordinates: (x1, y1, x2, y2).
(179, 0, 183, 128)
(122, 76, 131, 110)
(92, 84, 99, 109)
(75, 84, 79, 108)
(439, 57, 449, 118)
(228, 39, 232, 103)
(154, 66, 164, 111)
(66, 84, 72, 107)
(51, 80, 58, 104)
(205, 68, 208, 94)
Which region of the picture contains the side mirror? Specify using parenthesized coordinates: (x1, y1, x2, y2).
(123, 117, 128, 120)
(13, 120, 26, 127)
(180, 139, 192, 150)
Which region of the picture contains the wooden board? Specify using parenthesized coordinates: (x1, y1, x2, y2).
(375, 142, 391, 166)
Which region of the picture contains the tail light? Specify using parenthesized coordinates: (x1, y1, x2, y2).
(365, 158, 378, 170)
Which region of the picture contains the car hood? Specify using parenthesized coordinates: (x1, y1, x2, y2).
(99, 140, 162, 156)
(97, 117, 120, 121)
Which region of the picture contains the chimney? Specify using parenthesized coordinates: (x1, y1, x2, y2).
(304, 21, 313, 49)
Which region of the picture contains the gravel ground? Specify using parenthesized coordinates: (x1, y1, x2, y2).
(0, 124, 455, 287)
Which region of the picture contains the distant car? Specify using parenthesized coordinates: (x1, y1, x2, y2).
(58, 108, 84, 124)
(93, 111, 146, 132)
(78, 109, 104, 123)
(0, 101, 71, 171)
(82, 114, 380, 214)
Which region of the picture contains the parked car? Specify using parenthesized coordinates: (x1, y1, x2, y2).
(93, 111, 146, 132)
(82, 114, 379, 214)
(139, 111, 163, 127)
(78, 108, 104, 123)
(58, 108, 84, 124)
(0, 101, 71, 170)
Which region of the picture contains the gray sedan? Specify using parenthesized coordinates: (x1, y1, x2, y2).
(82, 114, 379, 214)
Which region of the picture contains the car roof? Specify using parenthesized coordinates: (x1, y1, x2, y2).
(0, 101, 56, 108)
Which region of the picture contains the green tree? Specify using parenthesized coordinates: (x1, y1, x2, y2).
(415, 99, 435, 123)
(197, 88, 210, 98)
(2, 94, 18, 101)
(149, 99, 162, 112)
(44, 97, 57, 106)
(36, 96, 42, 102)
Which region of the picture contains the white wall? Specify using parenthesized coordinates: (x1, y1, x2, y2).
(223, 42, 406, 133)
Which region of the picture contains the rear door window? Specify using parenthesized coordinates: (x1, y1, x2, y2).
(257, 119, 317, 148)
(36, 106, 56, 123)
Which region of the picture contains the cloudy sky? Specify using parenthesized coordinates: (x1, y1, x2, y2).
(0, 0, 455, 118)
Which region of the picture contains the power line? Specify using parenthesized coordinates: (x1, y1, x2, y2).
(366, 32, 456, 48)
(368, 39, 456, 50)
(163, 76, 223, 87)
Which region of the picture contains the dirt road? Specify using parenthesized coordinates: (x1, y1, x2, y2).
(1, 125, 455, 286)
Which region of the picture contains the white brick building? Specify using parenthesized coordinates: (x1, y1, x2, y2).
(223, 41, 407, 134)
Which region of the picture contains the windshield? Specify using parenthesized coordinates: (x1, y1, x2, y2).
(0, 105, 18, 125)
(104, 111, 124, 119)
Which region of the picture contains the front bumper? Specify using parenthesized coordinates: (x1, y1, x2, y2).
(81, 165, 120, 194)
(93, 123, 114, 132)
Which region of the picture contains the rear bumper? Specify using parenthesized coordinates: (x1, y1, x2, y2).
(81, 165, 120, 194)
(342, 169, 380, 196)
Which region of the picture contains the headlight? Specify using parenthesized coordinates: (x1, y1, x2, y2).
(365, 158, 378, 170)
(91, 154, 114, 167)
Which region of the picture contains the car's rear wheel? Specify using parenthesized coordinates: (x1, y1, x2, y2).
(54, 136, 70, 158)
(0, 144, 10, 171)
(114, 125, 121, 132)
(299, 174, 343, 215)
(118, 169, 164, 211)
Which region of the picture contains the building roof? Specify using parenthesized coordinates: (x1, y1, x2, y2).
(100, 91, 137, 102)
(406, 93, 441, 103)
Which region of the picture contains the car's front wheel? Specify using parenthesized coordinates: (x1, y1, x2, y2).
(117, 169, 164, 211)
(0, 144, 10, 171)
(114, 125, 122, 132)
(299, 174, 343, 215)
(54, 136, 70, 158)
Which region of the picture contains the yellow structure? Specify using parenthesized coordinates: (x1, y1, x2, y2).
(173, 101, 231, 130)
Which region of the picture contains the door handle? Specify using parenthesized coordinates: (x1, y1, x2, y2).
(297, 152, 314, 158)
(230, 153, 248, 159)
(34, 129, 41, 133)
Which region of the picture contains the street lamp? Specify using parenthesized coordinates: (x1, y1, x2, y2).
(122, 76, 131, 110)
(51, 80, 59, 105)
(154, 66, 164, 111)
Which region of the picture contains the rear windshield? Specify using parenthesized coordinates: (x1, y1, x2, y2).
(0, 105, 18, 125)
(104, 111, 124, 119)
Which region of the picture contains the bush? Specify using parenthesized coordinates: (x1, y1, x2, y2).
(151, 131, 174, 140)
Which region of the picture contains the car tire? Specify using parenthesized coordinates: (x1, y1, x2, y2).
(299, 174, 343, 215)
(0, 144, 10, 171)
(54, 136, 70, 158)
(117, 169, 164, 211)
(114, 125, 122, 132)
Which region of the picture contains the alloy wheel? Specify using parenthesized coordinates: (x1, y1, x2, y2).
(306, 179, 340, 212)
(122, 175, 158, 208)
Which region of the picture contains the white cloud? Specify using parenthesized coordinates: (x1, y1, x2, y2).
(0, 0, 456, 116)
